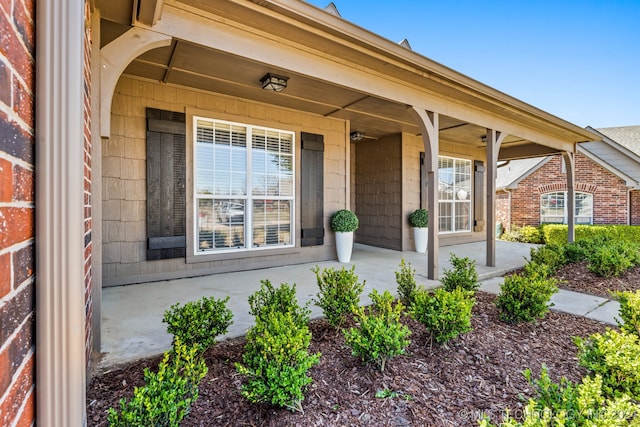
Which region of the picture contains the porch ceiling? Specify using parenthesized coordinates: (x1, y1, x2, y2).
(100, 0, 596, 160)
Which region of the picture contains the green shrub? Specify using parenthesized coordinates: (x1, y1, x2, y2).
(480, 373, 640, 427)
(495, 262, 559, 324)
(408, 209, 429, 228)
(313, 265, 365, 328)
(107, 338, 207, 427)
(344, 289, 411, 372)
(330, 209, 359, 232)
(162, 296, 233, 354)
(587, 242, 634, 278)
(529, 244, 566, 274)
(411, 287, 474, 344)
(248, 280, 310, 328)
(542, 224, 640, 246)
(441, 254, 479, 293)
(575, 329, 640, 400)
(613, 290, 640, 337)
(395, 259, 417, 307)
(501, 224, 545, 244)
(562, 241, 587, 264)
(235, 311, 320, 412)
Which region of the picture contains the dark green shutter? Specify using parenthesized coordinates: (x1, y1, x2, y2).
(474, 160, 485, 231)
(146, 108, 186, 260)
(300, 132, 324, 246)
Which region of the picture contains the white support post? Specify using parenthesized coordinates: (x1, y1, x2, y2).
(36, 0, 87, 424)
(486, 129, 506, 267)
(409, 107, 439, 280)
(562, 151, 576, 243)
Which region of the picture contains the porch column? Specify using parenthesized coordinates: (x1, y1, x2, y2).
(36, 0, 87, 424)
(409, 107, 439, 280)
(486, 129, 506, 267)
(562, 151, 576, 243)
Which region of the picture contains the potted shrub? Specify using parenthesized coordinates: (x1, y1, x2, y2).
(409, 208, 429, 253)
(330, 209, 359, 263)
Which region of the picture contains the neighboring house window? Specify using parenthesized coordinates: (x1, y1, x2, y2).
(438, 156, 472, 233)
(540, 191, 592, 224)
(194, 117, 294, 253)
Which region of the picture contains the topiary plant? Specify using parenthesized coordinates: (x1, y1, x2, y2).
(330, 209, 359, 232)
(613, 290, 640, 337)
(409, 209, 429, 228)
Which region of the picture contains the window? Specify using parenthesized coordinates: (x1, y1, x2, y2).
(438, 156, 472, 233)
(540, 191, 592, 224)
(194, 118, 294, 253)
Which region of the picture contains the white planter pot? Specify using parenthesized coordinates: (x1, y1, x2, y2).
(335, 231, 354, 263)
(413, 227, 428, 253)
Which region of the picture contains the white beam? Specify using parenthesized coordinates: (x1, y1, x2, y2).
(100, 27, 171, 137)
(486, 129, 507, 267)
(409, 107, 439, 280)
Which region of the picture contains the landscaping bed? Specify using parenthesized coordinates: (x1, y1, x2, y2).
(555, 262, 640, 298)
(87, 291, 610, 426)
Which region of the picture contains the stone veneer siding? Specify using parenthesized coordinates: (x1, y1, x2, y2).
(509, 153, 630, 227)
(0, 0, 36, 424)
(104, 75, 347, 285)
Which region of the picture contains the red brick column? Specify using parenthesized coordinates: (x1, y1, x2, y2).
(631, 190, 640, 226)
(0, 0, 36, 424)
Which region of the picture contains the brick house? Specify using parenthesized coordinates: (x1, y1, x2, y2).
(1, 0, 598, 424)
(496, 126, 640, 230)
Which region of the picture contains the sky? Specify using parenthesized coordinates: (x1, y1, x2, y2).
(305, 0, 639, 129)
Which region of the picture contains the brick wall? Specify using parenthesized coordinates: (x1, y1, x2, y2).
(495, 191, 510, 231)
(631, 190, 640, 226)
(509, 153, 629, 227)
(83, 0, 94, 367)
(0, 0, 36, 424)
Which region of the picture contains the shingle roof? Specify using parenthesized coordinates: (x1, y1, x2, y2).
(496, 157, 550, 190)
(597, 126, 640, 157)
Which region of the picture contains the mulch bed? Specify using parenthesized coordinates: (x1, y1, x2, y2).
(87, 291, 612, 426)
(555, 262, 640, 298)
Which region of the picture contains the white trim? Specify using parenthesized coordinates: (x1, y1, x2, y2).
(192, 116, 296, 256)
(35, 0, 87, 424)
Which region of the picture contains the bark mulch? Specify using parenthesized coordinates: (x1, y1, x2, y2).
(87, 290, 613, 427)
(555, 262, 640, 299)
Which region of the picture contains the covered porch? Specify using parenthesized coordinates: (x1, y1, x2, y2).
(98, 240, 536, 368)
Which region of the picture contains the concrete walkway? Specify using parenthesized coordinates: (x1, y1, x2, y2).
(97, 241, 620, 369)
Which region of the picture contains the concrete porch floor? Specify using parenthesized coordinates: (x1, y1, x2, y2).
(97, 240, 539, 368)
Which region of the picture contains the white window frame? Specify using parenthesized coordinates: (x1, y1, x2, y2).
(540, 191, 593, 225)
(438, 156, 473, 234)
(192, 116, 295, 255)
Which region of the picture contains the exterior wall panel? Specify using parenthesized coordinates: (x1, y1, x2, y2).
(105, 76, 346, 285)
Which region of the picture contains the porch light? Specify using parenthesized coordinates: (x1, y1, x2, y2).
(260, 73, 288, 92)
(350, 131, 365, 141)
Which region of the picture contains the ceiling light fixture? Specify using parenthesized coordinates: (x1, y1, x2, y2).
(260, 73, 288, 92)
(350, 131, 365, 141)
